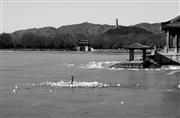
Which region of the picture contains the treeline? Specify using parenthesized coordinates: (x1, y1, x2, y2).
(0, 28, 165, 50)
(0, 33, 14, 49)
(0, 33, 78, 50)
(90, 27, 165, 49)
(91, 32, 165, 49)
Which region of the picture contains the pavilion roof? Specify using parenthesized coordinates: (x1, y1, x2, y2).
(170, 15, 180, 23)
(124, 43, 151, 49)
(161, 15, 180, 29)
(165, 21, 180, 28)
(78, 39, 89, 45)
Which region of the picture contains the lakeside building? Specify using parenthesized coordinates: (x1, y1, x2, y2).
(160, 15, 180, 63)
(76, 39, 92, 51)
(161, 15, 180, 54)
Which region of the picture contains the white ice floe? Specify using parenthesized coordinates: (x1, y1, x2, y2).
(40, 81, 105, 88)
(120, 101, 125, 104)
(167, 66, 180, 70)
(62, 63, 75, 67)
(80, 61, 120, 69)
(136, 84, 140, 87)
(109, 67, 125, 71)
(166, 89, 173, 92)
(81, 62, 103, 69)
(15, 84, 18, 89)
(13, 89, 16, 93)
(117, 84, 121, 87)
(178, 84, 180, 89)
(40, 80, 128, 88)
(162, 65, 180, 70)
(79, 61, 180, 71)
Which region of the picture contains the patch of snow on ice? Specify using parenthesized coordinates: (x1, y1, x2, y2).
(62, 63, 75, 67)
(80, 61, 120, 69)
(162, 65, 180, 70)
(39, 81, 127, 88)
(40, 81, 105, 88)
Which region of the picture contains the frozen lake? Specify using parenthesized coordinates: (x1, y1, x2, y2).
(1, 51, 180, 118)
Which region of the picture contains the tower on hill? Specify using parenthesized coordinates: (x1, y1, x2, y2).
(116, 18, 118, 28)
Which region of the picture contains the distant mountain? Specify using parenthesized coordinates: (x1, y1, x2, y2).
(12, 22, 163, 40)
(57, 22, 114, 36)
(133, 23, 162, 34)
(12, 27, 58, 39)
(4, 21, 166, 49)
(12, 22, 114, 39)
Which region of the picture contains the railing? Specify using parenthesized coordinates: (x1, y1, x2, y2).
(165, 54, 180, 61)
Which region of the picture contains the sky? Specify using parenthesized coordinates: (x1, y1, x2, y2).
(0, 0, 180, 33)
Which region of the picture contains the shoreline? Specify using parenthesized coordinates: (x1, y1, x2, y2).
(0, 49, 144, 55)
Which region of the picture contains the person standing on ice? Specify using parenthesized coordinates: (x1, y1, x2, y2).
(71, 75, 74, 84)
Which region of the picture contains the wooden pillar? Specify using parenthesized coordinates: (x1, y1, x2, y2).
(174, 34, 178, 53)
(166, 31, 170, 53)
(129, 49, 134, 61)
(176, 34, 179, 53)
(142, 49, 146, 61)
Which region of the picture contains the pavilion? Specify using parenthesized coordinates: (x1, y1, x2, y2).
(124, 43, 151, 61)
(77, 39, 90, 51)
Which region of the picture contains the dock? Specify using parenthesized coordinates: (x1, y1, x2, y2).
(120, 60, 144, 68)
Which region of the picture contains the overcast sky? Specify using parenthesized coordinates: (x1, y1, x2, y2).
(0, 0, 179, 33)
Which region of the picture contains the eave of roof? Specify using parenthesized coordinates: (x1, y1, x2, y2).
(124, 43, 151, 49)
(161, 15, 180, 29)
(165, 21, 180, 28)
